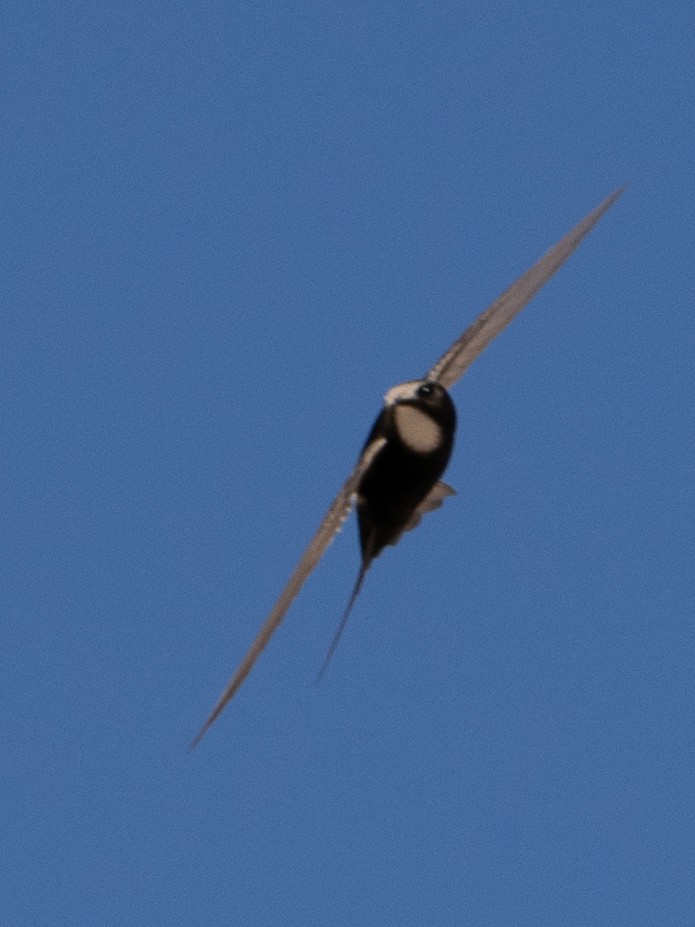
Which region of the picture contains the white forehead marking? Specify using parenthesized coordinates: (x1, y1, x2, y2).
(393, 404, 442, 454)
(383, 380, 426, 407)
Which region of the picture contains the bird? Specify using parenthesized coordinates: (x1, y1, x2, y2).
(191, 187, 624, 748)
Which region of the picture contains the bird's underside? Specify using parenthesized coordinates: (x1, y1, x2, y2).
(190, 186, 624, 748)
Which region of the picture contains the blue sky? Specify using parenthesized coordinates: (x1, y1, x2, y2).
(3, 3, 694, 925)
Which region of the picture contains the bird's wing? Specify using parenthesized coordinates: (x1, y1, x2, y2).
(190, 437, 387, 748)
(426, 187, 624, 389)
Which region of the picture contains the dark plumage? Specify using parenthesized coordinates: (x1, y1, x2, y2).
(357, 380, 456, 560)
(317, 380, 457, 678)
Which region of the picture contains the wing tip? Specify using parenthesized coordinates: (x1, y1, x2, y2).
(591, 184, 626, 221)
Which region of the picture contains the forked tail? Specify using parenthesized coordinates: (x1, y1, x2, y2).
(316, 557, 372, 682)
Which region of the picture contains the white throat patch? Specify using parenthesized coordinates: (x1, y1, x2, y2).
(393, 404, 442, 453)
(383, 380, 423, 406)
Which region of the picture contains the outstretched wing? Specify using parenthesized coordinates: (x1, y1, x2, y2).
(190, 437, 386, 748)
(426, 187, 624, 389)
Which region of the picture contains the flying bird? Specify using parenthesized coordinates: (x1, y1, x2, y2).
(191, 187, 623, 747)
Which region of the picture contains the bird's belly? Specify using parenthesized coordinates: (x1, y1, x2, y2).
(357, 443, 451, 557)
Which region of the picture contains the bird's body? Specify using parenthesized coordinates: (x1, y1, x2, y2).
(315, 380, 457, 678)
(356, 380, 457, 562)
(191, 187, 624, 748)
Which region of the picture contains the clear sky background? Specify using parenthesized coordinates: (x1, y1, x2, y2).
(3, 4, 694, 926)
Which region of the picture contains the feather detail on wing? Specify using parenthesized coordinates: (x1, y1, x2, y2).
(426, 187, 624, 390)
(190, 437, 387, 748)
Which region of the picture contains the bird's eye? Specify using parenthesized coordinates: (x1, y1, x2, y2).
(417, 383, 434, 398)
